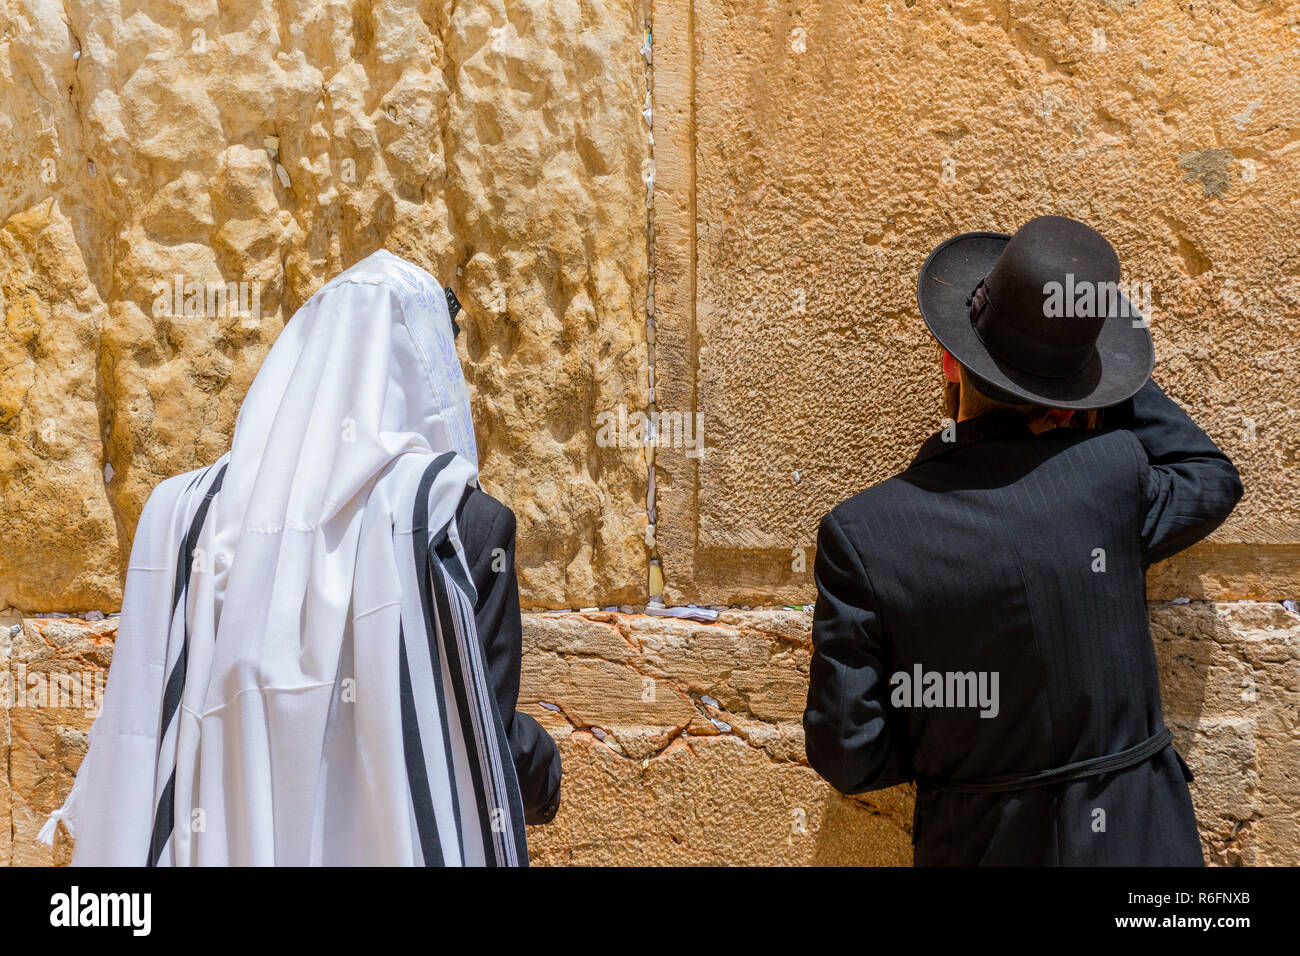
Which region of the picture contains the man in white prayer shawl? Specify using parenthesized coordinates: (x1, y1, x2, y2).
(41, 250, 561, 866)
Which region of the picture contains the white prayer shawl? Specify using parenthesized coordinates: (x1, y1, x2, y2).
(44, 250, 526, 866)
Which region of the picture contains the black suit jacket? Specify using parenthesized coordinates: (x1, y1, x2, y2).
(456, 488, 562, 825)
(804, 379, 1242, 865)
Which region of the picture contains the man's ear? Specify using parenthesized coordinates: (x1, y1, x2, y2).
(1048, 408, 1075, 424)
(942, 349, 962, 384)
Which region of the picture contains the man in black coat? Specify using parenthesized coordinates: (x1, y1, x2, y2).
(454, 489, 561, 827)
(448, 287, 561, 826)
(804, 216, 1243, 865)
(457, 487, 563, 825)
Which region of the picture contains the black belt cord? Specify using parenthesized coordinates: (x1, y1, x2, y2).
(916, 727, 1174, 794)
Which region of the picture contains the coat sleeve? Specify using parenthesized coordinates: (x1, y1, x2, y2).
(803, 509, 913, 794)
(459, 490, 562, 825)
(1106, 378, 1244, 566)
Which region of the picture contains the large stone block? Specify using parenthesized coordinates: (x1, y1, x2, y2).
(652, 0, 1300, 606)
(0, 0, 650, 612)
(520, 609, 913, 864)
(526, 732, 913, 866)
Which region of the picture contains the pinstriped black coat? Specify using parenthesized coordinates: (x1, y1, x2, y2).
(803, 379, 1243, 865)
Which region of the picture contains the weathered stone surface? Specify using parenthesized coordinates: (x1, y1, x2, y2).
(1151, 600, 1300, 865)
(0, 208, 119, 612)
(5, 605, 1298, 865)
(526, 733, 913, 866)
(653, 0, 1300, 606)
(519, 608, 815, 760)
(0, 0, 650, 612)
(1147, 543, 1300, 603)
(5, 616, 113, 866)
(1, 617, 11, 867)
(518, 608, 914, 864)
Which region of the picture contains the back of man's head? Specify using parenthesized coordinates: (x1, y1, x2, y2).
(941, 350, 1098, 431)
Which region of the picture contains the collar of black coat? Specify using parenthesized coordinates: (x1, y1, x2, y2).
(910, 410, 1036, 467)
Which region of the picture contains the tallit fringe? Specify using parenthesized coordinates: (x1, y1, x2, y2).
(38, 782, 79, 845)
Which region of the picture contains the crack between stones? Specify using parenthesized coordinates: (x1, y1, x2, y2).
(642, 10, 659, 606)
(3, 651, 11, 861)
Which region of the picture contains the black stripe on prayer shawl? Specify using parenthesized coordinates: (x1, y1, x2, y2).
(148, 461, 228, 867)
(409, 453, 523, 866)
(147, 771, 177, 868)
(398, 622, 444, 866)
(432, 535, 526, 864)
(426, 546, 498, 864)
(433, 534, 477, 606)
(409, 452, 465, 863)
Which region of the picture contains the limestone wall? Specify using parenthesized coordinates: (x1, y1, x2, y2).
(0, 0, 649, 613)
(3, 0, 1298, 866)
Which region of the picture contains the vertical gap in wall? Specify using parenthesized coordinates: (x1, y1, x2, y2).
(642, 11, 663, 607)
(2, 616, 13, 864)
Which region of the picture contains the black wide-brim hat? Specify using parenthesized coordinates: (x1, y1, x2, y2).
(917, 217, 1154, 410)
